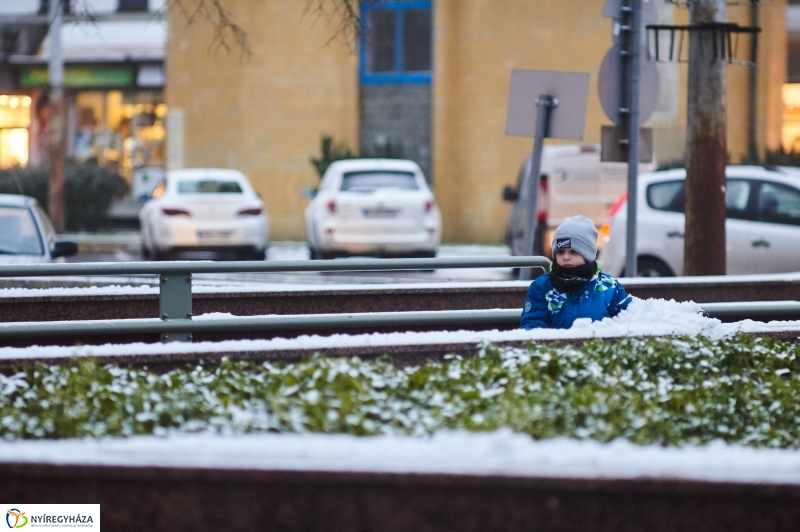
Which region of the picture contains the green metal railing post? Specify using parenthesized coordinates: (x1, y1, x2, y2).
(159, 273, 192, 342)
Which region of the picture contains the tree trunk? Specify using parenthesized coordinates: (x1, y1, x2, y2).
(684, 0, 727, 276)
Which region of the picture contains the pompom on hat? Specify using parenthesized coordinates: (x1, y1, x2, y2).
(551, 215, 598, 262)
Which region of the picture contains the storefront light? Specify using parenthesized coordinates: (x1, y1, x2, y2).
(21, 96, 31, 108)
(9, 97, 19, 109)
(9, 129, 28, 166)
(0, 95, 7, 106)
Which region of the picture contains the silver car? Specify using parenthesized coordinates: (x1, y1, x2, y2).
(601, 165, 800, 276)
(0, 194, 77, 264)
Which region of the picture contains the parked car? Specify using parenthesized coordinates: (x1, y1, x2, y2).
(0, 194, 77, 264)
(502, 144, 655, 256)
(600, 165, 800, 277)
(303, 159, 441, 259)
(139, 168, 268, 260)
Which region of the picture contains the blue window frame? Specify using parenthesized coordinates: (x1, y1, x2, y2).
(360, 1, 432, 84)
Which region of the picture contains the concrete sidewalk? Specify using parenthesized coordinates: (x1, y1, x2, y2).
(59, 231, 142, 253)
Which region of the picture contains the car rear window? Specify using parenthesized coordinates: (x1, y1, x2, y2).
(647, 180, 684, 212)
(0, 206, 44, 255)
(177, 180, 243, 194)
(340, 171, 419, 192)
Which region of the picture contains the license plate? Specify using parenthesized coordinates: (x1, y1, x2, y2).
(363, 208, 399, 218)
(197, 231, 232, 238)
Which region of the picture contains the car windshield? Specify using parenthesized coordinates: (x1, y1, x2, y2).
(340, 171, 419, 192)
(177, 180, 243, 194)
(0, 206, 44, 255)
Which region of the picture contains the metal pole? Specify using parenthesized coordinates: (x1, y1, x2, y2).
(48, 0, 66, 233)
(746, 0, 759, 160)
(624, 0, 642, 278)
(521, 94, 558, 281)
(159, 273, 193, 342)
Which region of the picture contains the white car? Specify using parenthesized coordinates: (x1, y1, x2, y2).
(0, 194, 77, 264)
(139, 169, 269, 260)
(303, 159, 441, 259)
(600, 165, 800, 276)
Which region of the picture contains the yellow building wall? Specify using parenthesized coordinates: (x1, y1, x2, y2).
(166, 1, 359, 241)
(433, 0, 786, 243)
(166, 0, 785, 245)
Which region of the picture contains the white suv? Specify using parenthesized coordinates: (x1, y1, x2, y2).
(600, 165, 800, 277)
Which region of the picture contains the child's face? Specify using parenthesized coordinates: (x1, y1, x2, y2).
(555, 249, 587, 268)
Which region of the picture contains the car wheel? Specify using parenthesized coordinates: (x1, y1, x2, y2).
(141, 243, 151, 259)
(628, 257, 674, 277)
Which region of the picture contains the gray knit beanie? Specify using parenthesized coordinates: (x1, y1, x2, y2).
(551, 215, 598, 262)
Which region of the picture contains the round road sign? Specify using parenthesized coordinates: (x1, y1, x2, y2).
(598, 44, 660, 127)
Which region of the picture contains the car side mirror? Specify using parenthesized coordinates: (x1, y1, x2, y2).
(502, 185, 519, 202)
(302, 187, 318, 199)
(51, 241, 78, 259)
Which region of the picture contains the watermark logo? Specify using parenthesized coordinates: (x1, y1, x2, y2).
(6, 509, 27, 529)
(1, 505, 98, 531)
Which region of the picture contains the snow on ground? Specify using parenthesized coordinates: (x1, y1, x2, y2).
(0, 297, 797, 361)
(0, 280, 529, 298)
(3, 429, 800, 485)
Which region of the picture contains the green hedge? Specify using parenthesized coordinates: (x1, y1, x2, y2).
(0, 162, 129, 231)
(2, 333, 799, 447)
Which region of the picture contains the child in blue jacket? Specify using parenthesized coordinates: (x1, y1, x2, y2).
(520, 215, 631, 330)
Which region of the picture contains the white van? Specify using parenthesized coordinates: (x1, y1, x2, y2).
(502, 144, 656, 256)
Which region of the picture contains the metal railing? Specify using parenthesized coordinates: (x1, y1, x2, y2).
(1, 301, 799, 343)
(0, 256, 551, 342)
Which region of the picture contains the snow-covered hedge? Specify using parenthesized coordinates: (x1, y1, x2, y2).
(1, 333, 798, 446)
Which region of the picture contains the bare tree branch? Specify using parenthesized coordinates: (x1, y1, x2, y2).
(165, 0, 252, 61)
(303, 0, 366, 51)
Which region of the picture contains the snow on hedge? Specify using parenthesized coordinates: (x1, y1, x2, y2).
(1, 331, 798, 450)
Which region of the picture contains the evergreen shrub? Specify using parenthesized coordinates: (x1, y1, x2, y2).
(0, 161, 129, 231)
(2, 333, 799, 447)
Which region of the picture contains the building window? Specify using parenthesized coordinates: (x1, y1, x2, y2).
(39, 0, 71, 15)
(118, 0, 149, 12)
(361, 1, 432, 84)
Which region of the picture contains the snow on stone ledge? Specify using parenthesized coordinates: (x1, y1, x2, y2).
(2, 430, 800, 485)
(0, 297, 798, 361)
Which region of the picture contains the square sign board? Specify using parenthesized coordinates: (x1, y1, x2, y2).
(505, 69, 591, 140)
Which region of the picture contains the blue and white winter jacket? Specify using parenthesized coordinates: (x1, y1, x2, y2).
(519, 265, 631, 330)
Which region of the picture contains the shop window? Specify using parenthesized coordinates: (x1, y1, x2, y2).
(118, 0, 149, 13)
(0, 95, 32, 168)
(361, 1, 432, 84)
(71, 91, 166, 180)
(0, 129, 29, 168)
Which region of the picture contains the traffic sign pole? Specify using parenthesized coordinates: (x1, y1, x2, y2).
(625, 0, 642, 278)
(521, 94, 558, 280)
